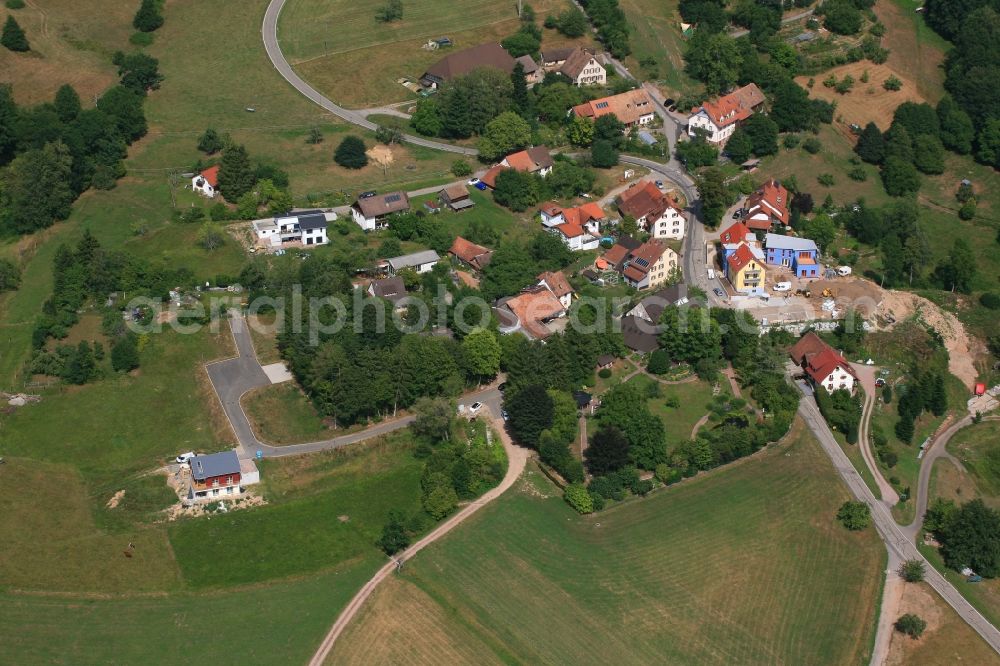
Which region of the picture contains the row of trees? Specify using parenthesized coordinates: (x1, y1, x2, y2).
(894, 369, 948, 443)
(926, 498, 1000, 578)
(924, 3, 1000, 169)
(577, 0, 630, 58)
(0, 55, 155, 235)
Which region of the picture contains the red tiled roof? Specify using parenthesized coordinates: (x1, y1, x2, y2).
(555, 222, 585, 238)
(572, 89, 654, 126)
(617, 181, 668, 220)
(745, 179, 789, 225)
(719, 221, 752, 245)
(805, 348, 857, 384)
(727, 243, 758, 272)
(503, 146, 554, 173)
(603, 244, 629, 267)
(623, 264, 646, 282)
(449, 236, 492, 268)
(537, 270, 572, 298)
(201, 165, 220, 187)
(789, 331, 828, 365)
(696, 83, 766, 128)
(481, 164, 508, 188)
(505, 288, 565, 339)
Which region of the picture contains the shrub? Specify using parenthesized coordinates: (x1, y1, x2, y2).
(883, 76, 902, 91)
(834, 75, 855, 94)
(132, 0, 164, 33)
(647, 349, 670, 375)
(802, 138, 822, 154)
(377, 510, 409, 554)
(375, 124, 402, 145)
(782, 134, 801, 149)
(564, 483, 594, 514)
(900, 559, 926, 583)
(895, 613, 926, 639)
(818, 173, 835, 186)
(598, 368, 612, 379)
(2, 15, 29, 51)
(848, 166, 868, 182)
(980, 293, 1000, 310)
(450, 160, 472, 177)
(306, 127, 323, 144)
(5, 0, 26, 8)
(958, 199, 977, 221)
(129, 31, 153, 46)
(837, 500, 871, 530)
(374, 0, 402, 23)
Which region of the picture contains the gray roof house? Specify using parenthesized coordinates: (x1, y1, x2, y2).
(367, 276, 408, 305)
(387, 250, 441, 274)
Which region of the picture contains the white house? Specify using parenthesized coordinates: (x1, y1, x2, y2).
(558, 48, 607, 86)
(254, 210, 335, 249)
(351, 192, 411, 231)
(615, 181, 686, 240)
(790, 332, 858, 395)
(192, 165, 219, 198)
(387, 250, 440, 275)
(687, 83, 766, 144)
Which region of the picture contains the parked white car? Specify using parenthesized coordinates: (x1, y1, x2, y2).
(773, 281, 792, 292)
(468, 401, 483, 415)
(837, 266, 853, 277)
(175, 452, 196, 465)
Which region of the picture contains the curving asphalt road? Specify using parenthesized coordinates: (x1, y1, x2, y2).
(206, 310, 502, 459)
(796, 386, 1000, 659)
(261, 0, 477, 156)
(904, 414, 974, 542)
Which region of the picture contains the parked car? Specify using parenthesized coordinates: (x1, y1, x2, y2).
(713, 287, 725, 298)
(773, 281, 792, 292)
(655, 180, 664, 189)
(837, 266, 853, 277)
(175, 452, 196, 465)
(469, 401, 483, 415)
(732, 209, 744, 219)
(467, 177, 480, 186)
(501, 409, 509, 421)
(875, 378, 886, 387)
(359, 190, 376, 198)
(474, 181, 488, 190)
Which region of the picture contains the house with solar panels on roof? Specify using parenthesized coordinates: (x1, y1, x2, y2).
(351, 191, 411, 231)
(184, 449, 260, 505)
(252, 209, 336, 250)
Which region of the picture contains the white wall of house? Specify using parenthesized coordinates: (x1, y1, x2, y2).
(540, 210, 565, 227)
(572, 60, 606, 86)
(821, 368, 856, 394)
(302, 227, 329, 246)
(687, 111, 732, 144)
(191, 176, 215, 198)
(650, 209, 686, 240)
(352, 207, 385, 231)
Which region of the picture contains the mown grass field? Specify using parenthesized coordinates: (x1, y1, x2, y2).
(624, 373, 725, 444)
(280, 0, 591, 108)
(618, 0, 697, 95)
(242, 382, 330, 445)
(334, 419, 883, 665)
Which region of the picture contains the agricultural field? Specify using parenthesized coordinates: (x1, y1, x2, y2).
(795, 62, 928, 130)
(335, 420, 884, 665)
(279, 0, 593, 108)
(617, 0, 697, 95)
(876, 0, 950, 103)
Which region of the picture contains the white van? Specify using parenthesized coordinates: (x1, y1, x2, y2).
(837, 266, 852, 277)
(707, 268, 715, 280)
(773, 281, 792, 292)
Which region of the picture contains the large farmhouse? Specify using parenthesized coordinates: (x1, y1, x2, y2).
(687, 83, 766, 144)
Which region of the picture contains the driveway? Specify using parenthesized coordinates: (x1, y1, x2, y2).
(207, 310, 502, 459)
(851, 362, 900, 506)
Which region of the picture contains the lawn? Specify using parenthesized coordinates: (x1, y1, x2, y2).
(877, 0, 950, 103)
(617, 0, 698, 95)
(168, 433, 424, 587)
(335, 418, 883, 665)
(280, 0, 591, 108)
(624, 372, 725, 444)
(242, 382, 330, 445)
(0, 561, 379, 665)
(945, 420, 1000, 499)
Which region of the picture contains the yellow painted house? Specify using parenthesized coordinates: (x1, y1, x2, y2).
(725, 243, 766, 295)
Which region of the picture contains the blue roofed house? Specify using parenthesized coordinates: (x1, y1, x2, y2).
(765, 233, 820, 279)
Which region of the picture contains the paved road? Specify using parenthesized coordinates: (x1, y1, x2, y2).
(207, 310, 502, 458)
(904, 414, 973, 541)
(853, 363, 900, 505)
(261, 0, 476, 156)
(796, 390, 1000, 659)
(307, 410, 530, 665)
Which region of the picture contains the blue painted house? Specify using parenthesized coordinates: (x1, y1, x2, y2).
(764, 233, 820, 278)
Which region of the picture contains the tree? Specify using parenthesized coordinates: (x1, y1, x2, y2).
(0, 142, 74, 234)
(492, 169, 540, 211)
(566, 115, 595, 147)
(410, 98, 443, 137)
(197, 221, 225, 250)
(510, 62, 532, 119)
(375, 124, 402, 145)
(111, 335, 140, 372)
(895, 614, 927, 639)
(892, 102, 940, 138)
(684, 32, 742, 94)
(900, 559, 926, 583)
(53, 84, 82, 123)
(725, 129, 753, 164)
(821, 0, 863, 35)
(598, 383, 667, 469)
(696, 167, 729, 227)
(65, 341, 96, 385)
(938, 499, 1000, 577)
(217, 144, 256, 200)
(197, 128, 224, 155)
(800, 214, 837, 252)
(0, 258, 20, 292)
(501, 29, 541, 58)
(113, 51, 163, 94)
(586, 425, 630, 475)
(743, 113, 779, 156)
(505, 384, 554, 448)
(423, 484, 458, 519)
(334, 135, 368, 169)
(133, 0, 164, 32)
(590, 139, 619, 168)
(855, 122, 885, 164)
(594, 114, 626, 148)
(658, 306, 722, 364)
(477, 111, 532, 161)
(837, 500, 871, 530)
(97, 85, 147, 141)
(881, 157, 921, 197)
(377, 510, 409, 554)
(1, 15, 29, 52)
(462, 328, 501, 381)
(913, 134, 945, 174)
(676, 134, 719, 167)
(934, 237, 977, 293)
(977, 118, 1000, 168)
(555, 7, 588, 37)
(374, 0, 403, 22)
